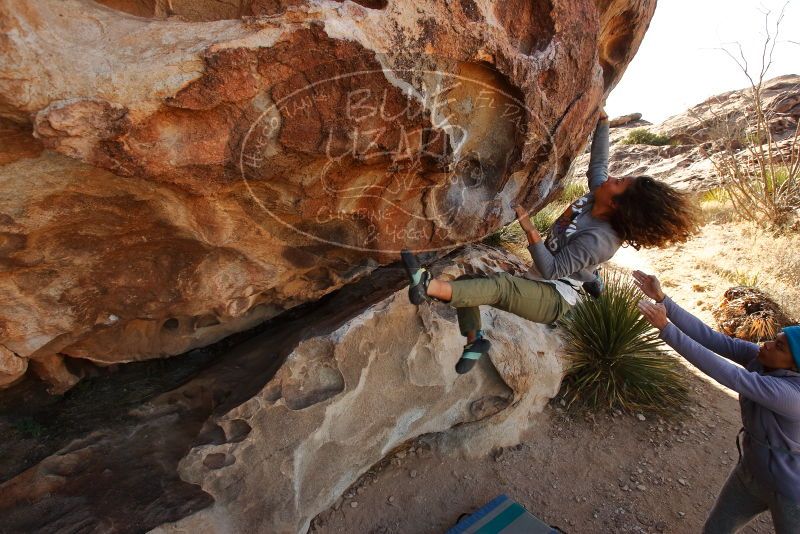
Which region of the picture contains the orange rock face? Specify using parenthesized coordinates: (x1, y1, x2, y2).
(0, 0, 655, 389)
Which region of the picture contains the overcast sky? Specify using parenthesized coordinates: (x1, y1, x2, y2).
(605, 0, 800, 124)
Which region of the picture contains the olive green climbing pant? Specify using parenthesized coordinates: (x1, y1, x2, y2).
(448, 273, 570, 336)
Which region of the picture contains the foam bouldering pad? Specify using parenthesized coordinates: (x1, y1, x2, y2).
(445, 495, 560, 534)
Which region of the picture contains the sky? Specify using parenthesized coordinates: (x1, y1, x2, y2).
(605, 0, 800, 124)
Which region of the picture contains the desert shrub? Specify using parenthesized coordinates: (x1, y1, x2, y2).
(620, 128, 672, 146)
(711, 145, 800, 227)
(558, 273, 689, 414)
(713, 286, 793, 342)
(698, 8, 800, 229)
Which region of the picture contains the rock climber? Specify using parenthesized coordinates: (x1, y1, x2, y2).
(401, 109, 699, 374)
(636, 270, 800, 534)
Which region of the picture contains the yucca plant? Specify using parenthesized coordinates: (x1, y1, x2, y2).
(558, 273, 689, 414)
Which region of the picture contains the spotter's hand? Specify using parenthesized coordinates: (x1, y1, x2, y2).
(637, 299, 668, 330)
(632, 270, 666, 302)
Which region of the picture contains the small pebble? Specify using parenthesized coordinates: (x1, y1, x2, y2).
(410, 470, 418, 478)
(636, 413, 646, 422)
(350, 501, 359, 509)
(388, 496, 395, 504)
(678, 478, 688, 486)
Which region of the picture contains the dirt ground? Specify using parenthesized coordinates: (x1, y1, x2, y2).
(311, 211, 799, 534)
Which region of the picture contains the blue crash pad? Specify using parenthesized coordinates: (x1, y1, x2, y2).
(445, 495, 559, 534)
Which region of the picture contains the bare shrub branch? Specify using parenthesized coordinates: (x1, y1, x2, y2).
(696, 2, 799, 228)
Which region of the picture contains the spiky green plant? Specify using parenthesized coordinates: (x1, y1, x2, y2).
(561, 180, 589, 201)
(532, 204, 562, 233)
(559, 274, 689, 414)
(619, 128, 673, 146)
(532, 180, 589, 232)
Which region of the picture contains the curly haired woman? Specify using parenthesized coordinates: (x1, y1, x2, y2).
(401, 109, 700, 374)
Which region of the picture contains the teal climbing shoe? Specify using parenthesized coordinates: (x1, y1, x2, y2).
(455, 336, 491, 374)
(401, 249, 431, 305)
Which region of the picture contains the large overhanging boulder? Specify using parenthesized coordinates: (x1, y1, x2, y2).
(0, 0, 655, 388)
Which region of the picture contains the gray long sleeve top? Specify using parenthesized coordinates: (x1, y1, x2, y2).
(525, 120, 621, 298)
(659, 297, 800, 502)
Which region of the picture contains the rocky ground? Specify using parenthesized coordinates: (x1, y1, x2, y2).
(309, 209, 799, 534)
(312, 374, 757, 534)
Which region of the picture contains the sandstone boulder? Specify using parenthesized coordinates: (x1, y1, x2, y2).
(654, 75, 800, 144)
(152, 246, 565, 534)
(571, 75, 800, 191)
(609, 112, 643, 127)
(0, 246, 566, 534)
(0, 345, 26, 388)
(0, 0, 655, 388)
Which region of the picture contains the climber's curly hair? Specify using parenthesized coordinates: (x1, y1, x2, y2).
(610, 176, 700, 250)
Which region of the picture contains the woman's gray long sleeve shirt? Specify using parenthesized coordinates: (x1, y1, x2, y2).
(524, 120, 621, 301)
(660, 296, 800, 502)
